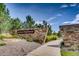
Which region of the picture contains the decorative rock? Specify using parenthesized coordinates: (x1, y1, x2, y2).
(16, 28, 48, 44)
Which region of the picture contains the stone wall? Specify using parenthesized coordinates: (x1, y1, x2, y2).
(60, 24, 79, 51)
(16, 28, 48, 44)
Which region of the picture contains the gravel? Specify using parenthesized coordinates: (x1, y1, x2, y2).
(0, 39, 41, 56)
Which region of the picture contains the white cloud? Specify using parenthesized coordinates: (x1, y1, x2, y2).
(63, 21, 72, 25)
(63, 14, 79, 25)
(50, 23, 54, 25)
(47, 14, 62, 22)
(35, 13, 62, 25)
(60, 4, 68, 8)
(56, 14, 62, 16)
(75, 14, 79, 20)
(46, 17, 57, 22)
(72, 14, 79, 23)
(35, 21, 42, 24)
(70, 4, 77, 7)
(60, 4, 77, 8)
(63, 21, 71, 24)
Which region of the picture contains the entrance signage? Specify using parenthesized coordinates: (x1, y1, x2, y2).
(17, 30, 35, 34)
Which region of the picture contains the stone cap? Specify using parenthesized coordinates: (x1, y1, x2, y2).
(60, 23, 79, 27)
(59, 24, 79, 30)
(59, 24, 79, 33)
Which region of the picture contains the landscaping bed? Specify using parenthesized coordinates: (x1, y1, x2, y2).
(61, 50, 79, 56)
(0, 39, 41, 56)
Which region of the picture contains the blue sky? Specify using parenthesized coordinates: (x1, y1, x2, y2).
(5, 3, 79, 32)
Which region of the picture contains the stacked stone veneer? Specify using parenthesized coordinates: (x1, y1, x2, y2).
(60, 24, 79, 51)
(16, 28, 48, 44)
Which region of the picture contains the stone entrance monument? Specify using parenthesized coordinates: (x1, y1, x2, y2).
(60, 24, 79, 51)
(16, 28, 48, 44)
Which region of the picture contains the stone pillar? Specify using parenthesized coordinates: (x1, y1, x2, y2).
(60, 24, 79, 51)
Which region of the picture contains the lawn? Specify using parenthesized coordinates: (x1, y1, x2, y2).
(61, 50, 79, 56)
(0, 33, 19, 40)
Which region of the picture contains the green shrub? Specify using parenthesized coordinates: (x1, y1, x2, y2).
(0, 35, 4, 40)
(0, 40, 6, 46)
(46, 35, 58, 42)
(0, 43, 6, 46)
(0, 34, 19, 39)
(11, 34, 19, 38)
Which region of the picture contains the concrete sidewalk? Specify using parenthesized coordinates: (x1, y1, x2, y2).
(27, 39, 63, 56)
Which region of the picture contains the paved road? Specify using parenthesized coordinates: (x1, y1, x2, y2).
(27, 39, 63, 56)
